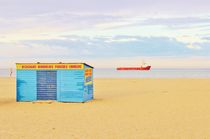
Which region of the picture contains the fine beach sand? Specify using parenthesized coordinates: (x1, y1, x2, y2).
(1, 78, 210, 139)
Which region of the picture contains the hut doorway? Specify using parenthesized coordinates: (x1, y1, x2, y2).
(37, 71, 57, 100)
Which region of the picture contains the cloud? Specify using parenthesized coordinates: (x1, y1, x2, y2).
(0, 0, 210, 68)
(0, 10, 210, 46)
(186, 44, 202, 50)
(0, 11, 124, 30)
(0, 42, 73, 58)
(142, 16, 210, 26)
(0, 35, 210, 68)
(6, 36, 206, 59)
(1, 32, 210, 60)
(203, 37, 210, 40)
(1, 0, 210, 19)
(176, 35, 210, 44)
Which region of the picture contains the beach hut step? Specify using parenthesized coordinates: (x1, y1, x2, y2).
(32, 100, 54, 104)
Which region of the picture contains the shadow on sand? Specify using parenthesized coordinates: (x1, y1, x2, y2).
(85, 98, 104, 103)
(0, 98, 103, 106)
(0, 98, 16, 106)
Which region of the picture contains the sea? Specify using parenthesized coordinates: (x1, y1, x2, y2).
(1, 68, 210, 78)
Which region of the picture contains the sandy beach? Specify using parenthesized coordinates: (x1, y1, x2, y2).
(0, 77, 210, 139)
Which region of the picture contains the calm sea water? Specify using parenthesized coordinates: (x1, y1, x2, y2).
(0, 68, 210, 78)
(94, 68, 210, 78)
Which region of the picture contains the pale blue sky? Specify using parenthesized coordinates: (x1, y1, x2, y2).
(0, 0, 210, 68)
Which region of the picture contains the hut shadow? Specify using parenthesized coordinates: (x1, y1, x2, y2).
(0, 99, 16, 106)
(57, 98, 104, 104)
(0, 98, 104, 105)
(84, 98, 104, 103)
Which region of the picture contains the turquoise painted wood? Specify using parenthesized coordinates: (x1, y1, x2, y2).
(57, 70, 85, 102)
(16, 63, 93, 102)
(16, 70, 37, 101)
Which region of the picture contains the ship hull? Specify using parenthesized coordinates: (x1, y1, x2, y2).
(117, 66, 151, 70)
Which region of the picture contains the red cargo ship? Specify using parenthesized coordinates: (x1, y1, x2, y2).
(117, 62, 151, 71)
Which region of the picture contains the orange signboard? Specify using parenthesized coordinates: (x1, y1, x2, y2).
(85, 68, 93, 85)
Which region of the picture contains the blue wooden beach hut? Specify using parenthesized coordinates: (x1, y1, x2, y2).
(16, 63, 94, 102)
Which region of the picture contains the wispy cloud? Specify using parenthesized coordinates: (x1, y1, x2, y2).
(0, 42, 73, 58)
(0, 0, 210, 68)
(1, 12, 210, 43)
(0, 36, 208, 60)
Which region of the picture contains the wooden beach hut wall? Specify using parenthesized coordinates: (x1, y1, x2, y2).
(16, 63, 94, 102)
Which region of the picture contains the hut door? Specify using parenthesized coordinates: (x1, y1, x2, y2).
(37, 71, 57, 100)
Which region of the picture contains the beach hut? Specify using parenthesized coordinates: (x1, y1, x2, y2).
(16, 63, 94, 102)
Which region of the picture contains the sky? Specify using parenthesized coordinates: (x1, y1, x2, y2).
(0, 0, 210, 68)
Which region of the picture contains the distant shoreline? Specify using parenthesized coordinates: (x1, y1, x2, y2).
(0, 68, 210, 78)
